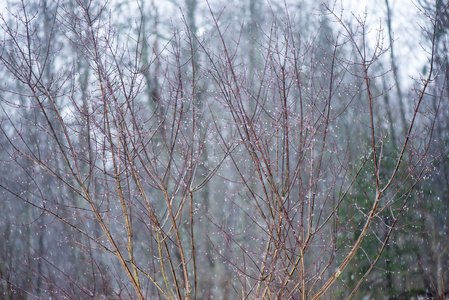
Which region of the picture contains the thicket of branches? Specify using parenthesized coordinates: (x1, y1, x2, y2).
(0, 0, 448, 299)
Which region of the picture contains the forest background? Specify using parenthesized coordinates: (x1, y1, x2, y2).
(0, 0, 448, 299)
